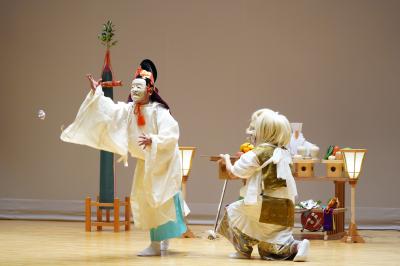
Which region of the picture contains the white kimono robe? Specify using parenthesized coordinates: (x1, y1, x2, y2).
(61, 86, 182, 229)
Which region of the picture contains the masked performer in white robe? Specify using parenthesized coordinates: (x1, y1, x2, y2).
(61, 59, 186, 256)
(218, 109, 310, 261)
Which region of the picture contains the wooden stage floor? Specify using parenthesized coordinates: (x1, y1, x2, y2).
(0, 220, 399, 266)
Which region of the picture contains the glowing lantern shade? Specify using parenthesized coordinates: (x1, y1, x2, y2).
(341, 149, 367, 179)
(180, 147, 196, 178)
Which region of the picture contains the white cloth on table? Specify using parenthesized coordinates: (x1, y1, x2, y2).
(288, 132, 314, 156)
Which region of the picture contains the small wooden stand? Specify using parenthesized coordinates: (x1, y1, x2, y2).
(295, 207, 347, 240)
(293, 159, 318, 177)
(322, 160, 344, 178)
(85, 196, 131, 232)
(294, 176, 348, 240)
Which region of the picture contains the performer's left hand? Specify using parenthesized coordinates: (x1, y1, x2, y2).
(217, 158, 226, 167)
(219, 154, 239, 179)
(138, 134, 152, 149)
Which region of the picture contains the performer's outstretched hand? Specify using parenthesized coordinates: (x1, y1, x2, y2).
(86, 74, 102, 91)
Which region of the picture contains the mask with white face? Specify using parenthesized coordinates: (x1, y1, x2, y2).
(246, 132, 256, 145)
(130, 78, 148, 103)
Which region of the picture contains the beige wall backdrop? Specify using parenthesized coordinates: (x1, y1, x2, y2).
(0, 0, 399, 225)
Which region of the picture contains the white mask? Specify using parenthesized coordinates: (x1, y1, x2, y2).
(130, 78, 148, 103)
(246, 132, 256, 145)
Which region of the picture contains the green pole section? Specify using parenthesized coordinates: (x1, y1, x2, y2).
(99, 57, 114, 208)
(97, 21, 118, 209)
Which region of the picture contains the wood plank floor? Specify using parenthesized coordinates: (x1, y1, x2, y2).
(0, 220, 399, 266)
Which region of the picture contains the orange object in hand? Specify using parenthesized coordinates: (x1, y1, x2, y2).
(240, 142, 254, 153)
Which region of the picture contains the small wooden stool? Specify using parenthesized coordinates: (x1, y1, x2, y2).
(85, 196, 131, 232)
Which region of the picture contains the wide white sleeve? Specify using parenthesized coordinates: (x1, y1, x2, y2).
(149, 108, 179, 153)
(143, 107, 181, 208)
(231, 151, 260, 179)
(60, 86, 130, 156)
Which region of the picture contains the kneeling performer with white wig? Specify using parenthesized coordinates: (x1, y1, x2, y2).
(218, 108, 310, 261)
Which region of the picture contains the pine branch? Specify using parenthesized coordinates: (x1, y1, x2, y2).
(98, 20, 117, 48)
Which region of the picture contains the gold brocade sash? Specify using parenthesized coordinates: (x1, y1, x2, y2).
(259, 195, 294, 227)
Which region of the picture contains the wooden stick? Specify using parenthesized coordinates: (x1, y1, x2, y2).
(114, 198, 120, 232)
(85, 197, 91, 232)
(106, 209, 110, 222)
(125, 197, 130, 231)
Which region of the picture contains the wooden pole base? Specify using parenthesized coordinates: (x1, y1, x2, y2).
(342, 223, 365, 243)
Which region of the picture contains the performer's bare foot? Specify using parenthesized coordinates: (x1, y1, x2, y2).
(137, 241, 161, 256)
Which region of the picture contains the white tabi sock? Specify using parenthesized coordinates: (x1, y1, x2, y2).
(137, 241, 161, 256)
(228, 251, 250, 259)
(293, 239, 310, 262)
(160, 239, 169, 251)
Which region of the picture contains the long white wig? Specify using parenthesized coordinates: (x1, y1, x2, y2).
(253, 109, 291, 147)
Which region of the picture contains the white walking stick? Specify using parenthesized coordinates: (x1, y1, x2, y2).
(207, 179, 228, 240)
